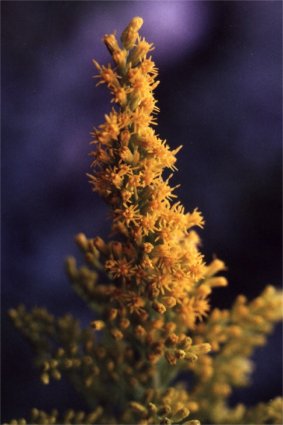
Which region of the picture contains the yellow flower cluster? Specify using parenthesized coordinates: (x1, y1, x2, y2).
(85, 17, 227, 351)
(124, 386, 200, 425)
(187, 286, 283, 423)
(7, 17, 283, 425)
(5, 408, 103, 425)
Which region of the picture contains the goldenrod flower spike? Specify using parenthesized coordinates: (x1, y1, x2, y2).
(7, 17, 283, 425)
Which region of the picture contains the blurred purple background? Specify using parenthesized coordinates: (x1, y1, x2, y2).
(2, 1, 282, 420)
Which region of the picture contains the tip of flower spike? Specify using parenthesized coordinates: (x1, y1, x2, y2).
(121, 17, 144, 50)
(129, 16, 144, 31)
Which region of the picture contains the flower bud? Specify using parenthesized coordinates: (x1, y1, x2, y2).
(112, 49, 127, 68)
(130, 401, 147, 414)
(41, 373, 50, 385)
(111, 328, 123, 340)
(121, 17, 143, 50)
(205, 258, 226, 277)
(103, 33, 120, 54)
(119, 318, 130, 329)
(108, 308, 118, 321)
(161, 296, 177, 308)
(93, 236, 108, 254)
(75, 233, 89, 251)
(91, 320, 105, 331)
(173, 408, 190, 422)
(152, 301, 166, 314)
